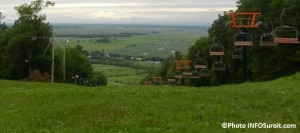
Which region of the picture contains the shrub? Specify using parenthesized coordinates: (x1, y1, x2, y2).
(31, 69, 51, 82)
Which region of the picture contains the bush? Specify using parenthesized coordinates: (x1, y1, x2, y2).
(89, 72, 107, 86)
(31, 69, 51, 82)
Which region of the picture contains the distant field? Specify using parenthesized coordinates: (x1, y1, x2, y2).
(0, 73, 299, 132)
(92, 64, 146, 77)
(56, 24, 208, 84)
(92, 64, 153, 85)
(54, 24, 208, 58)
(112, 40, 193, 58)
(109, 74, 148, 85)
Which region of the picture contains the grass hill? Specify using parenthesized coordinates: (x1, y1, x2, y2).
(0, 73, 299, 132)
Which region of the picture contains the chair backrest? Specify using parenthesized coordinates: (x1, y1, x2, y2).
(210, 44, 225, 55)
(274, 26, 299, 44)
(234, 33, 253, 46)
(260, 33, 278, 46)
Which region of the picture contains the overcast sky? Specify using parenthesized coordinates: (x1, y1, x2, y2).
(0, 0, 237, 25)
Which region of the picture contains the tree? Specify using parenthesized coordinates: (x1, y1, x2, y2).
(0, 0, 104, 84)
(54, 46, 93, 83)
(90, 50, 105, 59)
(66, 47, 93, 83)
(153, 0, 300, 86)
(0, 12, 9, 78)
(89, 72, 107, 86)
(1, 0, 55, 80)
(0, 12, 7, 31)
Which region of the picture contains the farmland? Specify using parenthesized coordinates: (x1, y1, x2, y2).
(54, 24, 208, 58)
(0, 72, 299, 132)
(53, 24, 208, 84)
(92, 64, 152, 85)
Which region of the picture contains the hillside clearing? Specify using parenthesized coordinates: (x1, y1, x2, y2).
(0, 73, 299, 132)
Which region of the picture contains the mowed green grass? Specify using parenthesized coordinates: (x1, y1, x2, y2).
(0, 73, 299, 132)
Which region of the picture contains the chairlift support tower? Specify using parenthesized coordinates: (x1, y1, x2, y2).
(228, 11, 261, 82)
(174, 60, 192, 85)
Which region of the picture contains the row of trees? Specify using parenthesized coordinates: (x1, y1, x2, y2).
(147, 0, 300, 86)
(0, 0, 107, 86)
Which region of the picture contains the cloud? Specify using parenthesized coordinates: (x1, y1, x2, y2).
(1, 0, 237, 24)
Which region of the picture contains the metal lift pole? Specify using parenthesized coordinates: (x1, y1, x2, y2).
(242, 46, 247, 82)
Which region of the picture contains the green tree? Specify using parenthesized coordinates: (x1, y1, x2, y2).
(90, 71, 108, 86)
(54, 46, 93, 83)
(0, 12, 9, 78)
(0, 12, 7, 31)
(185, 0, 300, 86)
(1, 0, 55, 80)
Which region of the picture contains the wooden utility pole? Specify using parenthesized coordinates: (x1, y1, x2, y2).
(51, 27, 55, 83)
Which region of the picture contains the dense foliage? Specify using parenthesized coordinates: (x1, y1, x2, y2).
(190, 0, 300, 85)
(0, 0, 106, 86)
(148, 0, 300, 86)
(0, 0, 55, 80)
(89, 71, 108, 86)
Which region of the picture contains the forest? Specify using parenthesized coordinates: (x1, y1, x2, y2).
(147, 0, 300, 86)
(0, 0, 107, 86)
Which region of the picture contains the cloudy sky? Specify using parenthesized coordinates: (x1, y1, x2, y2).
(0, 0, 237, 25)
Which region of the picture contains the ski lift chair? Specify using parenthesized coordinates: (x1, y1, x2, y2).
(174, 71, 183, 79)
(167, 78, 176, 86)
(260, 33, 278, 46)
(167, 79, 176, 82)
(182, 70, 193, 77)
(232, 46, 243, 59)
(166, 75, 176, 86)
(194, 50, 208, 69)
(260, 23, 278, 46)
(198, 68, 210, 77)
(152, 77, 163, 85)
(190, 70, 199, 79)
(234, 33, 253, 46)
(210, 44, 225, 55)
(213, 61, 226, 71)
(274, 25, 299, 44)
(194, 59, 208, 69)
